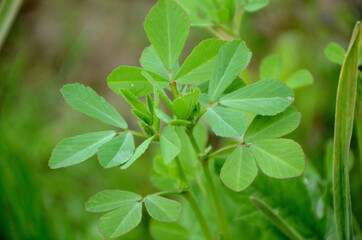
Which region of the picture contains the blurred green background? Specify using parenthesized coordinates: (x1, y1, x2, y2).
(0, 0, 361, 239)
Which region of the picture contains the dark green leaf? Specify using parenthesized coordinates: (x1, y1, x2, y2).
(172, 88, 200, 119)
(119, 88, 148, 113)
(333, 21, 361, 240)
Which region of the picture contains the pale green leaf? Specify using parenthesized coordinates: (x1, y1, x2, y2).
(260, 54, 283, 80)
(120, 136, 155, 169)
(244, 0, 269, 12)
(150, 220, 190, 240)
(172, 88, 200, 119)
(145, 195, 182, 222)
(220, 147, 258, 191)
(324, 42, 345, 65)
(61, 83, 127, 129)
(244, 107, 301, 142)
(140, 45, 170, 80)
(86, 190, 142, 212)
(160, 126, 181, 163)
(144, 0, 190, 70)
(207, 105, 247, 137)
(98, 132, 135, 168)
(98, 202, 142, 238)
(155, 109, 172, 123)
(174, 0, 212, 27)
(193, 124, 208, 151)
(208, 40, 252, 102)
(285, 69, 314, 89)
(220, 79, 294, 115)
(250, 139, 305, 178)
(333, 21, 361, 240)
(49, 131, 116, 169)
(175, 39, 226, 84)
(107, 66, 168, 97)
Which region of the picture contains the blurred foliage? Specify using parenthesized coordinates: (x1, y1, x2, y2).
(0, 0, 361, 239)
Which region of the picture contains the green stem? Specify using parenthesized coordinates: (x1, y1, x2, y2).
(124, 130, 149, 140)
(188, 133, 232, 239)
(203, 160, 232, 239)
(208, 143, 239, 159)
(175, 157, 213, 240)
(183, 191, 213, 240)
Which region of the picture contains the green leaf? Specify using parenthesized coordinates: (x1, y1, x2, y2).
(49, 131, 116, 169)
(220, 79, 294, 116)
(285, 69, 314, 90)
(244, 0, 269, 12)
(207, 105, 247, 137)
(220, 147, 258, 191)
(151, 156, 181, 191)
(160, 126, 181, 164)
(169, 119, 192, 126)
(120, 136, 155, 169)
(175, 39, 226, 84)
(142, 71, 173, 110)
(324, 42, 346, 65)
(98, 132, 135, 168)
(172, 88, 200, 119)
(250, 139, 305, 178)
(333, 21, 361, 240)
(244, 107, 301, 142)
(107, 66, 168, 97)
(223, 77, 246, 94)
(155, 109, 172, 123)
(144, 0, 190, 70)
(147, 94, 155, 116)
(250, 197, 306, 240)
(150, 220, 190, 240)
(131, 109, 153, 125)
(0, 0, 22, 50)
(119, 88, 148, 113)
(174, 0, 212, 27)
(208, 40, 252, 102)
(85, 190, 142, 212)
(144, 195, 182, 222)
(140, 45, 170, 80)
(260, 54, 283, 80)
(61, 83, 127, 129)
(98, 202, 142, 238)
(193, 124, 208, 151)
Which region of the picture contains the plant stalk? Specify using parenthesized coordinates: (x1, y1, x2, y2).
(183, 191, 213, 240)
(188, 133, 232, 240)
(175, 157, 213, 240)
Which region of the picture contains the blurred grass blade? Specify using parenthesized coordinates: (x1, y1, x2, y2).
(333, 21, 361, 240)
(357, 72, 362, 169)
(0, 0, 22, 50)
(250, 197, 305, 240)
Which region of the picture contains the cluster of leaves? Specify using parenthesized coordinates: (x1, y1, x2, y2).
(49, 0, 315, 238)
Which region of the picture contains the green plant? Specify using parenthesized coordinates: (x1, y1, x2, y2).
(48, 0, 319, 239)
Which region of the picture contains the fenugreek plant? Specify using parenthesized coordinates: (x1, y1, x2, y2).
(49, 0, 315, 239)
